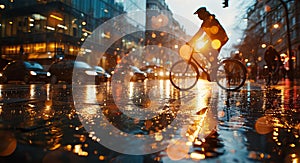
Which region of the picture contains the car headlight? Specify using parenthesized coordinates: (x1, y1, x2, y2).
(47, 72, 51, 77)
(85, 70, 97, 76)
(30, 71, 37, 76)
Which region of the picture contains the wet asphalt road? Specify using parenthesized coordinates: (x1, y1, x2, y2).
(0, 79, 299, 163)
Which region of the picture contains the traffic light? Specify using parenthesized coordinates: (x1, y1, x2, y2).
(222, 0, 229, 8)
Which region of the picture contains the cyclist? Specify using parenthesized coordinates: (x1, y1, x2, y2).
(263, 45, 282, 84)
(264, 46, 281, 72)
(187, 7, 229, 79)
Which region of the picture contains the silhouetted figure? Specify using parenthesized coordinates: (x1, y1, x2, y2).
(188, 7, 229, 79)
(264, 46, 281, 73)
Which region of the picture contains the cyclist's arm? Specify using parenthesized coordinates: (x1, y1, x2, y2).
(187, 28, 204, 46)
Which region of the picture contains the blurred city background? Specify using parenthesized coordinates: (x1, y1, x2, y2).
(0, 0, 300, 163)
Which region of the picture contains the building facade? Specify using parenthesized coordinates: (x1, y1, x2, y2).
(0, 0, 186, 70)
(239, 0, 300, 78)
(0, 0, 124, 60)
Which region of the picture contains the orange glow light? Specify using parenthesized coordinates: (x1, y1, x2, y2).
(179, 44, 193, 60)
(50, 14, 63, 21)
(210, 26, 219, 34)
(166, 139, 190, 161)
(211, 39, 221, 50)
(255, 116, 273, 134)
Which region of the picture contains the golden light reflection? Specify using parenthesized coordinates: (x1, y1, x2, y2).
(166, 139, 190, 161)
(0, 131, 17, 156)
(65, 145, 72, 151)
(45, 84, 51, 101)
(50, 14, 63, 21)
(218, 110, 225, 118)
(0, 85, 3, 98)
(73, 144, 88, 156)
(179, 44, 193, 61)
(85, 86, 97, 103)
(99, 155, 105, 161)
(128, 82, 134, 99)
(30, 84, 36, 99)
(190, 152, 205, 160)
(195, 37, 208, 50)
(211, 39, 221, 50)
(292, 158, 298, 163)
(255, 116, 273, 135)
(49, 144, 61, 151)
(165, 80, 171, 98)
(154, 132, 163, 141)
(195, 80, 210, 109)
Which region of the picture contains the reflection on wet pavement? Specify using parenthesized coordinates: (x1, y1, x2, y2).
(0, 80, 299, 162)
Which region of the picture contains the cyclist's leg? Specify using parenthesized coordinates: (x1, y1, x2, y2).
(266, 63, 272, 85)
(207, 50, 219, 81)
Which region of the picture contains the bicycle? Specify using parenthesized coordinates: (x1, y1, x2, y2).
(261, 58, 281, 86)
(169, 44, 247, 91)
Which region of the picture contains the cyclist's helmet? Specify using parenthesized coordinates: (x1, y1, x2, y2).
(194, 7, 207, 14)
(194, 7, 210, 20)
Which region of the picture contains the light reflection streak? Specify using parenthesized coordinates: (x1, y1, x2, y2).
(190, 152, 205, 160)
(159, 80, 164, 99)
(195, 79, 210, 109)
(0, 85, 2, 99)
(30, 84, 36, 99)
(129, 82, 134, 99)
(165, 80, 170, 98)
(84, 85, 97, 103)
(46, 84, 51, 101)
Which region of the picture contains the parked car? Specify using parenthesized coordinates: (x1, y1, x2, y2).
(111, 65, 147, 82)
(48, 60, 103, 84)
(93, 66, 111, 82)
(140, 65, 169, 80)
(0, 60, 51, 84)
(129, 65, 148, 82)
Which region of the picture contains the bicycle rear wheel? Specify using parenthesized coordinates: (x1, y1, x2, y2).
(272, 71, 280, 85)
(271, 58, 281, 85)
(169, 60, 199, 91)
(216, 59, 247, 91)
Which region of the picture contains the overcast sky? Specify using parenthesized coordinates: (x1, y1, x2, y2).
(165, 0, 255, 56)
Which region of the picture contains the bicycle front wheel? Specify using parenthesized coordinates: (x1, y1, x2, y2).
(169, 60, 199, 91)
(216, 59, 247, 91)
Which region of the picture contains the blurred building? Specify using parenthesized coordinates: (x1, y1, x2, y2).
(239, 0, 300, 78)
(145, 0, 186, 67)
(0, 0, 124, 62)
(0, 0, 186, 70)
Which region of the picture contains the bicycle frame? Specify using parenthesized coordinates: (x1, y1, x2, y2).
(170, 44, 247, 91)
(184, 48, 232, 82)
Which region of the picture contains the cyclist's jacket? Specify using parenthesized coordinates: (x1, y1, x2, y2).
(264, 47, 281, 66)
(201, 15, 229, 51)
